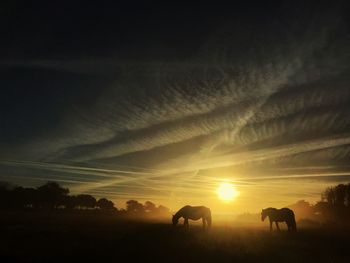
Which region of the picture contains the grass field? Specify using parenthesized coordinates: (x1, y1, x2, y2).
(0, 212, 349, 262)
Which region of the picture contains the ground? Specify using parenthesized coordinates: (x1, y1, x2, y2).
(0, 212, 349, 262)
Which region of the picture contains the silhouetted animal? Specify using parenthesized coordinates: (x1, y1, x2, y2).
(172, 205, 211, 229)
(261, 207, 297, 232)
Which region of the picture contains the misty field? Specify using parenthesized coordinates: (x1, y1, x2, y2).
(0, 212, 349, 263)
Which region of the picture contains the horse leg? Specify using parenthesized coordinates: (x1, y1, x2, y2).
(184, 218, 189, 229)
(269, 219, 273, 232)
(206, 214, 212, 229)
(292, 220, 297, 232)
(275, 222, 280, 231)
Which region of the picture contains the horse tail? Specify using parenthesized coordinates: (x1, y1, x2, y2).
(206, 208, 212, 228)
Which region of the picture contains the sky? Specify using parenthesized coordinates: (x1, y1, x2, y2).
(0, 1, 349, 214)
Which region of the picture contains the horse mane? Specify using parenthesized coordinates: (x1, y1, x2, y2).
(174, 205, 191, 219)
(263, 207, 277, 212)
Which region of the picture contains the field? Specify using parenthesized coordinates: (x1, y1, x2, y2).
(0, 212, 349, 263)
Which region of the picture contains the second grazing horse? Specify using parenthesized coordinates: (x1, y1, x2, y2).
(261, 207, 297, 232)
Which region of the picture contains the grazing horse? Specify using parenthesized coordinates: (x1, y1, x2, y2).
(172, 205, 212, 229)
(261, 207, 297, 232)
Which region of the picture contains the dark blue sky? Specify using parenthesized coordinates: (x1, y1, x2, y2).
(0, 1, 349, 211)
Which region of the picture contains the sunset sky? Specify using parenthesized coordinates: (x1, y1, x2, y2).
(1, 1, 349, 214)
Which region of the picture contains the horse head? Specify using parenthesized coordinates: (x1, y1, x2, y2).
(172, 215, 179, 226)
(261, 209, 267, 221)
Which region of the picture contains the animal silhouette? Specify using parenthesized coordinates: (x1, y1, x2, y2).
(172, 205, 211, 229)
(261, 207, 297, 232)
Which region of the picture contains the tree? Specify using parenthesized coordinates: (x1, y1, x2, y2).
(346, 183, 350, 207)
(76, 194, 97, 209)
(0, 181, 14, 191)
(334, 184, 347, 206)
(63, 195, 78, 210)
(37, 182, 69, 209)
(288, 200, 314, 220)
(15, 187, 38, 208)
(0, 182, 14, 209)
(322, 186, 336, 206)
(97, 198, 115, 210)
(126, 200, 144, 213)
(144, 201, 156, 213)
(157, 205, 170, 215)
(322, 184, 348, 207)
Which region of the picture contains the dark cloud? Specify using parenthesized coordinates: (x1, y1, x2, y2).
(0, 1, 349, 210)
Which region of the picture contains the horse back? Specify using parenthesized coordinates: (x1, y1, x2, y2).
(183, 206, 210, 220)
(268, 207, 295, 222)
(280, 208, 295, 217)
(278, 208, 295, 221)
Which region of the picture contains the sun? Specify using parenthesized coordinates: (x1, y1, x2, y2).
(217, 182, 238, 202)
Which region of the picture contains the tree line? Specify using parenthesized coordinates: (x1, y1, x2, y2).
(3, 180, 348, 224)
(231, 183, 350, 226)
(0, 181, 170, 217)
(287, 183, 350, 225)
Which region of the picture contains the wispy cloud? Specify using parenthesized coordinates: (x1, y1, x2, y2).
(1, 3, 349, 211)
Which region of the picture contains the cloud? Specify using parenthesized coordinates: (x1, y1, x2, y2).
(0, 2, 349, 211)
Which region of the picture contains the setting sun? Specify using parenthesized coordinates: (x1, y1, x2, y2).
(217, 182, 238, 202)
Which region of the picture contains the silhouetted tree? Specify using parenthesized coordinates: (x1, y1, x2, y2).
(126, 200, 144, 213)
(322, 184, 349, 207)
(346, 183, 350, 207)
(335, 184, 347, 206)
(322, 186, 336, 206)
(97, 198, 115, 210)
(288, 200, 314, 220)
(0, 181, 169, 219)
(157, 205, 170, 215)
(315, 200, 331, 215)
(37, 182, 69, 209)
(76, 194, 96, 209)
(316, 183, 350, 224)
(0, 181, 14, 191)
(12, 187, 38, 208)
(63, 195, 78, 210)
(144, 201, 156, 213)
(0, 181, 14, 209)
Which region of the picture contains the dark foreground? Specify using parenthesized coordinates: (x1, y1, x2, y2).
(1, 212, 349, 263)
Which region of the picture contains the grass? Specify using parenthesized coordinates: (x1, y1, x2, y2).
(0, 211, 349, 262)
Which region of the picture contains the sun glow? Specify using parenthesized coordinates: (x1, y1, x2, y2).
(217, 182, 238, 202)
